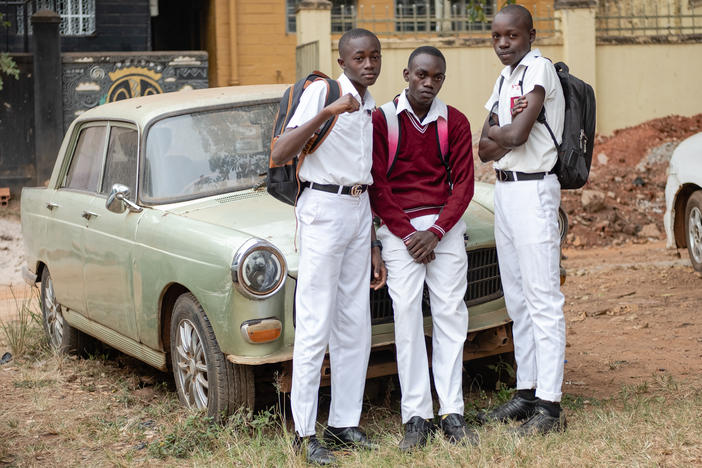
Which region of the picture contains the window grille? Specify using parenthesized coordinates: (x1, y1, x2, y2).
(18, 0, 96, 36)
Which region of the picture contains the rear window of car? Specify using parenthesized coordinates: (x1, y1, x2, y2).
(142, 102, 277, 203)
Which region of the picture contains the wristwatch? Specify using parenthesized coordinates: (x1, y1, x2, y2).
(371, 239, 382, 251)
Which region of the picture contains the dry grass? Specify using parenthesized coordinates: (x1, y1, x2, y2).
(1, 309, 701, 467)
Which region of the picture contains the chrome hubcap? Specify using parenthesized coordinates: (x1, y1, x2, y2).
(43, 276, 64, 349)
(174, 319, 209, 409)
(689, 206, 702, 264)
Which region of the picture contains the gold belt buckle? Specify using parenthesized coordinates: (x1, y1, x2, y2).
(350, 184, 363, 197)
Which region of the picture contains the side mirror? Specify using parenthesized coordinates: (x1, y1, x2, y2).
(106, 184, 143, 214)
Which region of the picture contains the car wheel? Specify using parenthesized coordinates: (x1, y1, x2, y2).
(40, 268, 90, 353)
(170, 293, 254, 420)
(685, 191, 702, 272)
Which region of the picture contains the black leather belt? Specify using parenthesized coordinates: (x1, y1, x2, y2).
(495, 169, 551, 182)
(304, 182, 368, 196)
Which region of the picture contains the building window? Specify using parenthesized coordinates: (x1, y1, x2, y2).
(18, 0, 96, 36)
(395, 0, 495, 32)
(287, 0, 356, 33)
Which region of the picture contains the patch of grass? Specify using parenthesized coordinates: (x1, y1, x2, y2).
(13, 378, 55, 389)
(0, 287, 44, 358)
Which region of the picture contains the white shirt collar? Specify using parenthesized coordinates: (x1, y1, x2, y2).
(396, 88, 448, 125)
(338, 73, 376, 111)
(500, 48, 542, 79)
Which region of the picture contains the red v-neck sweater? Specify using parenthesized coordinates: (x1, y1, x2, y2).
(369, 105, 474, 241)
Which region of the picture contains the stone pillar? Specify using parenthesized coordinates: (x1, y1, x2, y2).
(296, 0, 333, 77)
(554, 0, 597, 90)
(31, 10, 63, 186)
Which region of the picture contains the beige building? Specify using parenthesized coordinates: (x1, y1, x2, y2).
(202, 0, 702, 134)
(204, 0, 554, 87)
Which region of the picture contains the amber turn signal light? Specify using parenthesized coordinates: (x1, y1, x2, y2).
(240, 318, 282, 344)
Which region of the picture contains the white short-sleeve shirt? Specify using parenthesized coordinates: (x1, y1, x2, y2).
(484, 49, 565, 173)
(287, 73, 375, 186)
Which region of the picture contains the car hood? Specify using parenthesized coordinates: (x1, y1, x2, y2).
(167, 184, 496, 277)
(166, 190, 300, 272)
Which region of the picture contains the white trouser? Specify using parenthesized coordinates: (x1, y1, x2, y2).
(377, 214, 468, 423)
(494, 174, 565, 402)
(291, 188, 372, 437)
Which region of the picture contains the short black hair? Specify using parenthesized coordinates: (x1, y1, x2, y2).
(407, 46, 446, 68)
(338, 28, 380, 56)
(496, 4, 534, 31)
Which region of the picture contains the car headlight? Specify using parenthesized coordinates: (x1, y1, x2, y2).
(231, 238, 287, 299)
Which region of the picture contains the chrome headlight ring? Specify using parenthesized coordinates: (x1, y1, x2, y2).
(231, 238, 287, 300)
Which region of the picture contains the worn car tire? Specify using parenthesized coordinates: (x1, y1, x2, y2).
(40, 268, 90, 354)
(170, 293, 254, 420)
(685, 190, 702, 272)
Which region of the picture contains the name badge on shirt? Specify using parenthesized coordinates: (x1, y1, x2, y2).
(510, 96, 521, 110)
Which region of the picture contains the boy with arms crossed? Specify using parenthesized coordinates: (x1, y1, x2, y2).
(270, 28, 386, 465)
(478, 5, 567, 435)
(369, 46, 476, 451)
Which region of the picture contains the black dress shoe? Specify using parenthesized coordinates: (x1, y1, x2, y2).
(439, 413, 479, 445)
(324, 426, 377, 450)
(294, 435, 336, 465)
(477, 394, 537, 424)
(398, 415, 434, 452)
(515, 406, 567, 436)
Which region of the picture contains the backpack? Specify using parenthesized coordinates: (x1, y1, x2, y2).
(267, 71, 341, 205)
(378, 99, 452, 191)
(499, 60, 596, 189)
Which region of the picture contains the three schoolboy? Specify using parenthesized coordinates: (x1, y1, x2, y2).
(274, 4, 566, 463)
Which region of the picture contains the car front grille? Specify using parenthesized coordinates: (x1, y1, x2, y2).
(370, 247, 503, 326)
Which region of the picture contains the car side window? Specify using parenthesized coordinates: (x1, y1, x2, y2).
(64, 125, 107, 192)
(101, 126, 138, 200)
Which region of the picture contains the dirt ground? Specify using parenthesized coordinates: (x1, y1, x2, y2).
(0, 115, 701, 459)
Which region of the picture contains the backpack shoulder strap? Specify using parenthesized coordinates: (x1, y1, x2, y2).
(436, 116, 448, 162)
(379, 98, 401, 176)
(304, 75, 341, 154)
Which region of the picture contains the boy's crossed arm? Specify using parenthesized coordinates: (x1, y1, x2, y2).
(478, 87, 543, 162)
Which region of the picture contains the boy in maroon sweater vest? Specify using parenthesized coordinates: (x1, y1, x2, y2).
(369, 46, 475, 451)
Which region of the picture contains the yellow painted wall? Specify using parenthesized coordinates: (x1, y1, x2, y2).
(207, 0, 297, 87)
(595, 43, 702, 134)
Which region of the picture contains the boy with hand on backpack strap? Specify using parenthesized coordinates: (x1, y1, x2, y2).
(477, 4, 567, 435)
(369, 46, 476, 451)
(269, 28, 386, 466)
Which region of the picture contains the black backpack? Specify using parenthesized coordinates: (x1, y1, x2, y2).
(267, 71, 341, 205)
(499, 61, 596, 189)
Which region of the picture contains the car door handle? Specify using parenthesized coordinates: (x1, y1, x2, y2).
(81, 211, 99, 220)
(46, 202, 59, 211)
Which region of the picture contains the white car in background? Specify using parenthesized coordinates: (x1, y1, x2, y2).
(664, 132, 702, 272)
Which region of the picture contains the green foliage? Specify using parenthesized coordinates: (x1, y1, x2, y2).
(0, 13, 20, 91)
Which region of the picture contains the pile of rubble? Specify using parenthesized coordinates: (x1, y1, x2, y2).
(561, 113, 702, 247)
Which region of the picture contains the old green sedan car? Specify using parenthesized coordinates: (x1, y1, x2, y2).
(21, 85, 518, 419)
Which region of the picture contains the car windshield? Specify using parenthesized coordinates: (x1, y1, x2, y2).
(142, 102, 277, 202)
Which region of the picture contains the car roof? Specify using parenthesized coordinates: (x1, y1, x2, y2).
(72, 84, 289, 128)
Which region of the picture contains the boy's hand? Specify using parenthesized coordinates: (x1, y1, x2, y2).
(405, 231, 439, 263)
(326, 93, 360, 116)
(370, 248, 387, 290)
(511, 96, 528, 117)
